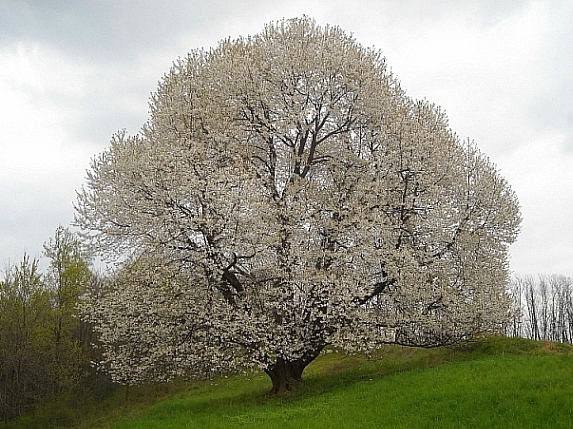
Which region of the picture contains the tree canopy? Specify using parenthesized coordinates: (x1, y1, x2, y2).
(75, 17, 521, 393)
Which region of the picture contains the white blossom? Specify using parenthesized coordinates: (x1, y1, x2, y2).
(75, 17, 520, 393)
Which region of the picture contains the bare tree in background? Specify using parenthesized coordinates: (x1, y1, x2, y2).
(509, 275, 573, 343)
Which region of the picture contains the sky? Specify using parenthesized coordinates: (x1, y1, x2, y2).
(1, 0, 572, 278)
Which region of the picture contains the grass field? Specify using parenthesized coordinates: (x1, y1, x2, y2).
(4, 337, 573, 428)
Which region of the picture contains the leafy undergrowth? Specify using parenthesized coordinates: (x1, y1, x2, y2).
(3, 337, 573, 429)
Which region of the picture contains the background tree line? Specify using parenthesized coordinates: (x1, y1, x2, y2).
(507, 274, 573, 343)
(0, 227, 108, 421)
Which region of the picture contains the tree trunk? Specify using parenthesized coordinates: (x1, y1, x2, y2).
(264, 347, 325, 394)
(265, 358, 306, 394)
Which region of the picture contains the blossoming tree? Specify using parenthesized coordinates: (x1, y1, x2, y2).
(76, 17, 521, 393)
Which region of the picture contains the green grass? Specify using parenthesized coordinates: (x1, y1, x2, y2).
(4, 337, 573, 428)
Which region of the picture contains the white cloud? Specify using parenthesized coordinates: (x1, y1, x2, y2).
(0, 43, 97, 185)
(502, 132, 573, 278)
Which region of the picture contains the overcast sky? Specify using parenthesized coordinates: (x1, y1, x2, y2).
(1, 0, 572, 278)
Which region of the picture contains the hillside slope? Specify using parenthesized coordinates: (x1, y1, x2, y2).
(5, 337, 573, 429)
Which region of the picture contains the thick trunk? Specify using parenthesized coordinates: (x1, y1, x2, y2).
(264, 347, 325, 394)
(265, 358, 305, 394)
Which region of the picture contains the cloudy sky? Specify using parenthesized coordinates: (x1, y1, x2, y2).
(1, 0, 572, 278)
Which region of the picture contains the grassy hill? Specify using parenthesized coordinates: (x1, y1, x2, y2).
(4, 337, 573, 428)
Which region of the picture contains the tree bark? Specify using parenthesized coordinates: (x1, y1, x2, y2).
(264, 347, 325, 394)
(265, 358, 306, 394)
